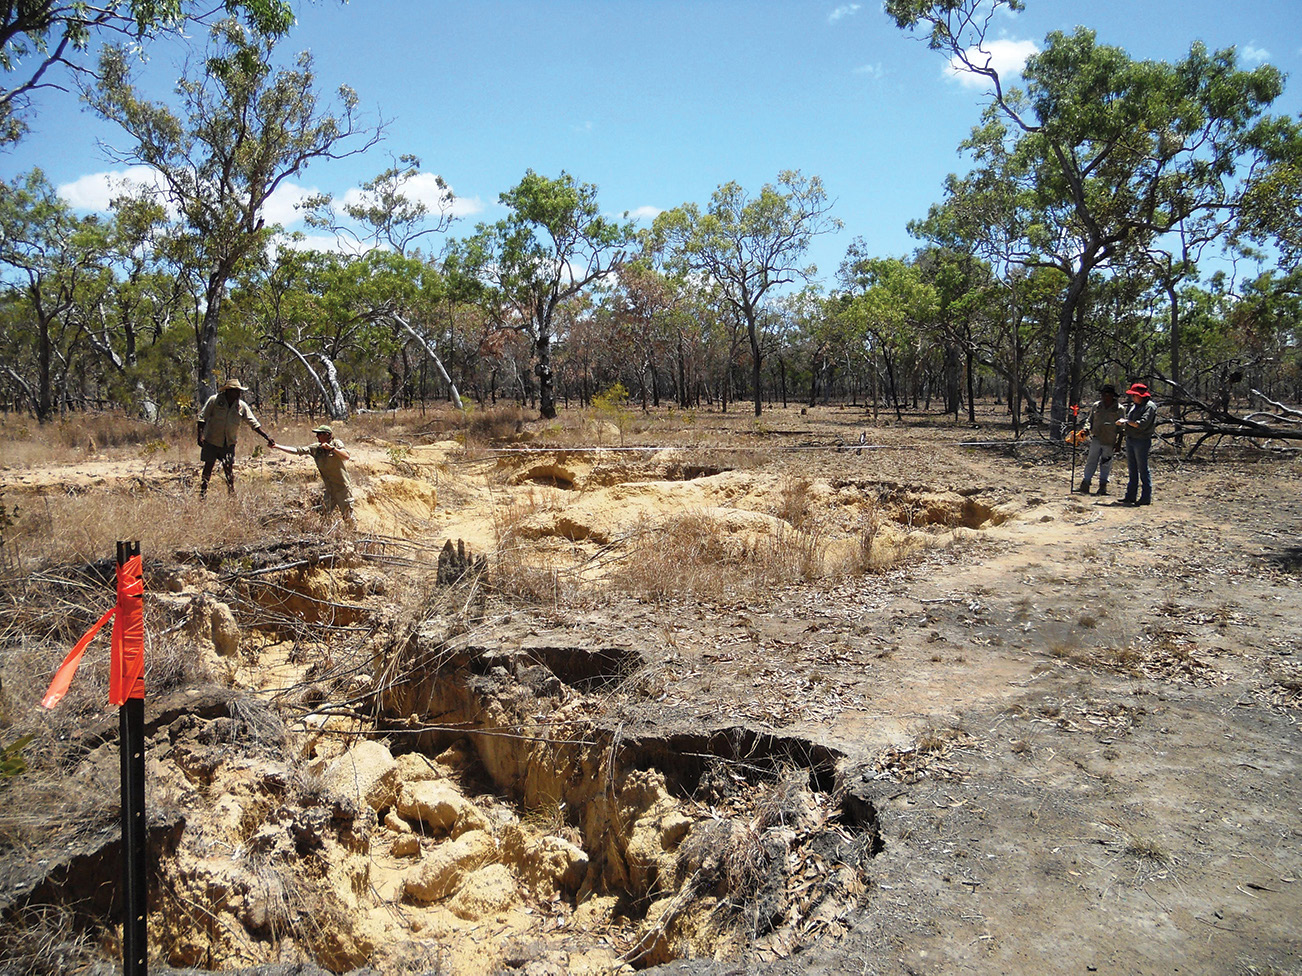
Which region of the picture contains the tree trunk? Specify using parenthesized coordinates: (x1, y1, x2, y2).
(394, 315, 464, 411)
(746, 311, 763, 417)
(1166, 280, 1184, 443)
(276, 339, 346, 419)
(37, 315, 52, 423)
(535, 326, 556, 419)
(965, 345, 977, 424)
(1050, 268, 1091, 440)
(944, 342, 961, 418)
(196, 274, 224, 406)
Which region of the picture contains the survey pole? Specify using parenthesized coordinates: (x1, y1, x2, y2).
(117, 540, 147, 976)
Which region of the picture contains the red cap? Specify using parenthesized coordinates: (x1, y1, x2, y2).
(1125, 383, 1150, 398)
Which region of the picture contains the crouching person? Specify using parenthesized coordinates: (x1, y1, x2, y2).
(272, 424, 356, 527)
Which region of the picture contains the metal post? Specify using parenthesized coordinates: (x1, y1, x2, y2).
(118, 540, 147, 976)
(1070, 405, 1080, 494)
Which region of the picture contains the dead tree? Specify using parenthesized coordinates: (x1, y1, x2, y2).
(1156, 380, 1302, 456)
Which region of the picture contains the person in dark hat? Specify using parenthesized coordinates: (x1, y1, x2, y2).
(1116, 382, 1159, 505)
(271, 423, 356, 526)
(1078, 383, 1123, 495)
(197, 379, 275, 497)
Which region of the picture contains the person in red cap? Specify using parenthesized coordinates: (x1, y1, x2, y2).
(1116, 382, 1159, 505)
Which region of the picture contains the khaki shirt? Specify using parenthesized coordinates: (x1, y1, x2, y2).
(200, 394, 262, 448)
(1087, 399, 1124, 446)
(295, 439, 353, 499)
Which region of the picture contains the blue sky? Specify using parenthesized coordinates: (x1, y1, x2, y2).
(7, 0, 1302, 288)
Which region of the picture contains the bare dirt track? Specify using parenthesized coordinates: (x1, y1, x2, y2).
(2, 403, 1300, 976)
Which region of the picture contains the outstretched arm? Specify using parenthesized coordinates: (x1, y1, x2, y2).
(270, 443, 299, 455)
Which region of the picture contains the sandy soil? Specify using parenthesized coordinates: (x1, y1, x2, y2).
(4, 403, 1300, 976)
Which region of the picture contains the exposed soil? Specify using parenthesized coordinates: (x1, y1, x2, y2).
(2, 404, 1300, 976)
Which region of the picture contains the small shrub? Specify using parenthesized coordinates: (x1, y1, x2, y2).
(591, 382, 633, 443)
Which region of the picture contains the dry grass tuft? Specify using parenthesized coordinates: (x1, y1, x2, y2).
(606, 510, 830, 605)
(776, 475, 814, 529)
(5, 479, 300, 571)
(0, 412, 189, 471)
(0, 905, 102, 976)
(1122, 833, 1173, 865)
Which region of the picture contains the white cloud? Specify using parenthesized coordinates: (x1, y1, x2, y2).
(57, 166, 483, 233)
(1241, 44, 1270, 64)
(946, 38, 1039, 89)
(828, 4, 860, 23)
(58, 166, 166, 212)
(854, 62, 884, 79)
(339, 172, 483, 219)
(624, 205, 662, 221)
(274, 231, 370, 256)
(262, 181, 316, 228)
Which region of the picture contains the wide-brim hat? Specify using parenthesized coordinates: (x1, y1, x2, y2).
(311, 424, 333, 435)
(1100, 383, 1117, 396)
(1125, 382, 1151, 398)
(220, 379, 249, 392)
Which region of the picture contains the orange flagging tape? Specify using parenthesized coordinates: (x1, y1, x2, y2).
(41, 554, 145, 709)
(109, 553, 145, 705)
(41, 606, 115, 709)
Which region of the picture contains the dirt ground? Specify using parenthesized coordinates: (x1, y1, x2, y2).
(3, 402, 1300, 976)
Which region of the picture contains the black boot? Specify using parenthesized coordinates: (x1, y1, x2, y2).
(1078, 480, 1091, 494)
(1096, 482, 1109, 496)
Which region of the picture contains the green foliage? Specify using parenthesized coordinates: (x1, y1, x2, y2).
(591, 382, 629, 413)
(0, 1, 296, 144)
(88, 16, 378, 403)
(654, 170, 841, 417)
(447, 170, 635, 418)
(591, 382, 632, 443)
(386, 445, 418, 476)
(1, 735, 35, 780)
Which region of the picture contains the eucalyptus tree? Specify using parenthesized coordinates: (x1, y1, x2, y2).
(610, 255, 687, 410)
(234, 245, 349, 418)
(910, 157, 1052, 433)
(0, 169, 110, 420)
(653, 171, 840, 417)
(767, 286, 824, 409)
(836, 252, 939, 421)
(888, 0, 1286, 439)
(447, 170, 634, 420)
(0, 0, 294, 144)
(88, 17, 381, 406)
(1238, 115, 1302, 273)
(303, 153, 457, 255)
(909, 245, 995, 422)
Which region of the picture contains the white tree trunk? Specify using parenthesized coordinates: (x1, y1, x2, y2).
(277, 339, 348, 420)
(393, 314, 464, 411)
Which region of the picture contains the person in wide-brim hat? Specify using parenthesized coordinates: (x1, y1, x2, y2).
(197, 379, 274, 497)
(1078, 382, 1124, 496)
